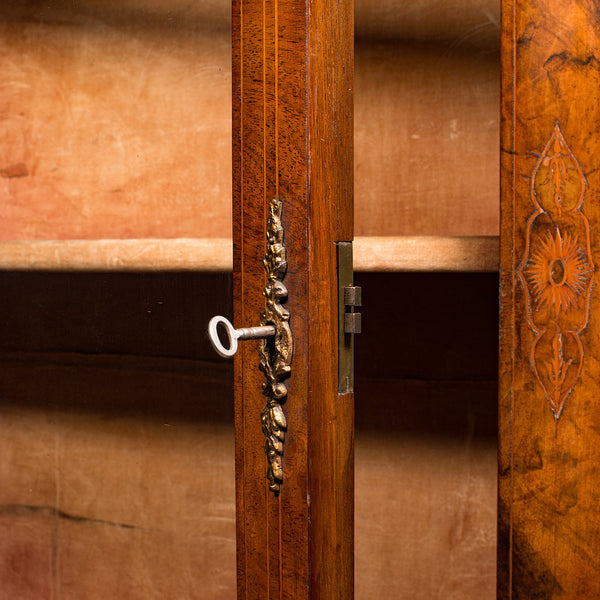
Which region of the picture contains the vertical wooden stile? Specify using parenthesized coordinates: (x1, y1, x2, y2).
(232, 0, 354, 594)
(500, 0, 600, 596)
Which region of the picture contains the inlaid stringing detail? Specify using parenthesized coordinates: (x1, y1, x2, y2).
(259, 198, 293, 494)
(519, 124, 594, 421)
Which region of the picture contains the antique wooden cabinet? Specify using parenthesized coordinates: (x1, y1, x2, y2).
(3, 0, 596, 598)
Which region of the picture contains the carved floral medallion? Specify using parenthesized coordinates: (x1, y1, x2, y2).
(518, 124, 594, 421)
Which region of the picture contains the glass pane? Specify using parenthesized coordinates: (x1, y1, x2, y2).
(354, 0, 500, 237)
(354, 0, 500, 596)
(0, 1, 231, 240)
(0, 3, 236, 598)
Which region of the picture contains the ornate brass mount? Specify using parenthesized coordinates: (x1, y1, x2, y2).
(259, 198, 293, 494)
(208, 197, 292, 495)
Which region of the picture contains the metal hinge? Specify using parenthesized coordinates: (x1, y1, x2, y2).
(337, 242, 362, 394)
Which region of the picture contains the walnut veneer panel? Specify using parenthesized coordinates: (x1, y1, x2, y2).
(232, 0, 353, 590)
(0, 2, 231, 240)
(499, 0, 600, 596)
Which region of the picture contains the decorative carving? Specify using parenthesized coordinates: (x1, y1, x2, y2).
(519, 124, 594, 421)
(259, 198, 293, 494)
(526, 230, 591, 315)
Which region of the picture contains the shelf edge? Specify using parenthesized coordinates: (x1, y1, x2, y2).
(0, 236, 499, 272)
(0, 238, 233, 272)
(354, 236, 499, 272)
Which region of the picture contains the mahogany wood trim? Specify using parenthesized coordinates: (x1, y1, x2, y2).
(232, 0, 353, 591)
(0, 236, 499, 272)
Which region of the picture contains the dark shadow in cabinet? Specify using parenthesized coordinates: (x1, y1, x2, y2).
(0, 271, 234, 599)
(0, 270, 497, 598)
(355, 272, 498, 599)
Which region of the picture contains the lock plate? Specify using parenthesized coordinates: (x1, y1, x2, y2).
(337, 242, 359, 393)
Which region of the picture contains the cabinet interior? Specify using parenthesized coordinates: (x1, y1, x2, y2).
(0, 1, 500, 597)
(0, 0, 499, 271)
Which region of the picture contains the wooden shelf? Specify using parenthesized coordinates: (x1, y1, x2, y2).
(0, 239, 232, 272)
(354, 236, 499, 272)
(0, 236, 499, 273)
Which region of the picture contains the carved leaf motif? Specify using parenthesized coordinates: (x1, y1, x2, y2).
(271, 405, 287, 432)
(519, 124, 594, 421)
(532, 124, 586, 215)
(531, 331, 582, 420)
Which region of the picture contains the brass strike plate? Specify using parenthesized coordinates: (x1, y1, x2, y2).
(337, 242, 361, 394)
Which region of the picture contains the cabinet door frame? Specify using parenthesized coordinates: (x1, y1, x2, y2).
(232, 0, 354, 596)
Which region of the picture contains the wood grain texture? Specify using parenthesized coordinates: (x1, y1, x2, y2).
(500, 0, 600, 596)
(232, 0, 353, 594)
(0, 239, 233, 271)
(354, 236, 499, 272)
